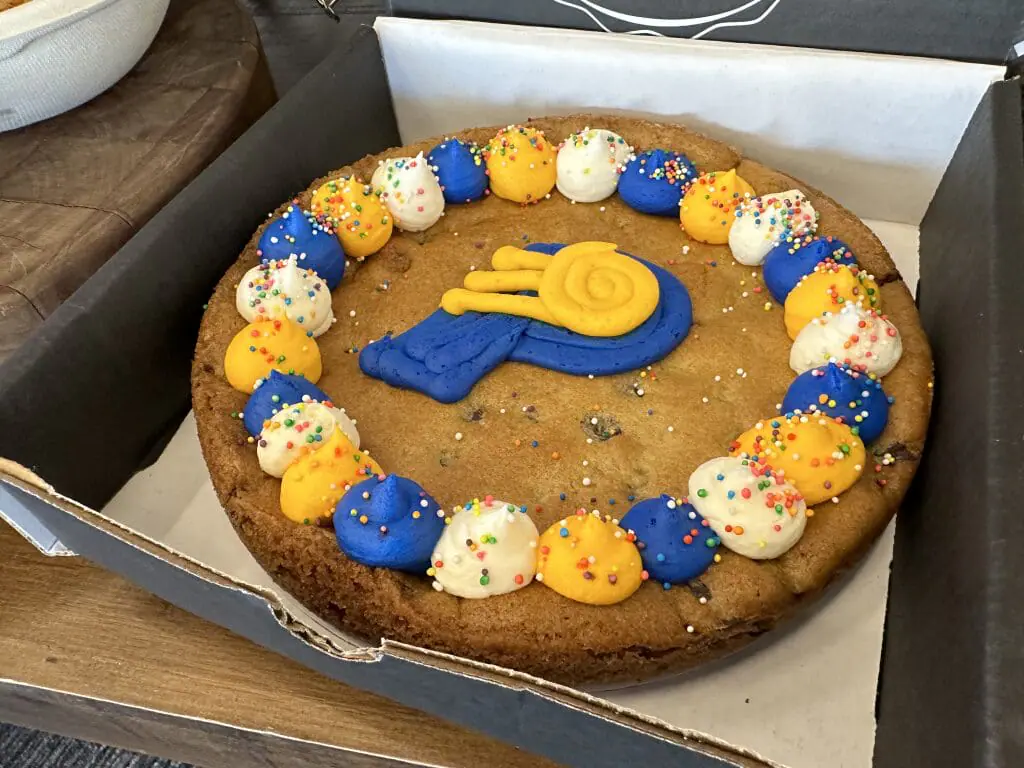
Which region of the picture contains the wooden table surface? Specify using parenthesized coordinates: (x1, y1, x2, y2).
(0, 523, 554, 768)
(0, 0, 274, 361)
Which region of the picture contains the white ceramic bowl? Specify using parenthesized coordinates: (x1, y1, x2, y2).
(0, 0, 170, 132)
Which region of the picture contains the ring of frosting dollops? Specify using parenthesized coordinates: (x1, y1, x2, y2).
(217, 123, 905, 611)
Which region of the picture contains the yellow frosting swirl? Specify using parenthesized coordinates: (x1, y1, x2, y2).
(310, 178, 393, 259)
(441, 242, 659, 337)
(536, 510, 644, 605)
(279, 428, 384, 524)
(680, 169, 755, 244)
(783, 262, 880, 339)
(730, 414, 865, 505)
(224, 318, 322, 393)
(484, 126, 557, 204)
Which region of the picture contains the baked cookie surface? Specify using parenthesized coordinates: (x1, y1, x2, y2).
(193, 115, 932, 684)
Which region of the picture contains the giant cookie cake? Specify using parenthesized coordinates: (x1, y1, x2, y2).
(193, 115, 932, 684)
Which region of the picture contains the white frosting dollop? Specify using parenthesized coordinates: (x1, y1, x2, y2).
(373, 152, 444, 232)
(728, 189, 818, 266)
(257, 401, 360, 478)
(235, 256, 334, 337)
(688, 456, 808, 560)
(430, 498, 539, 598)
(555, 128, 632, 203)
(790, 303, 903, 377)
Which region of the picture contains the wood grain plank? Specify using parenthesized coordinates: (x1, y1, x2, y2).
(0, 202, 134, 315)
(0, 524, 556, 768)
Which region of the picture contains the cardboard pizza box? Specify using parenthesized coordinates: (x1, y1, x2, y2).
(1, 14, 1021, 768)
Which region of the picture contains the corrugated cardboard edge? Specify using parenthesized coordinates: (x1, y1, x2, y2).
(0, 462, 376, 662)
(382, 641, 785, 768)
(0, 461, 774, 767)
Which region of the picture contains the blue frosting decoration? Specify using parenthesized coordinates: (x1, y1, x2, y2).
(763, 235, 855, 303)
(241, 370, 331, 437)
(617, 149, 697, 217)
(620, 495, 719, 586)
(428, 139, 488, 204)
(359, 243, 693, 403)
(781, 362, 890, 443)
(335, 475, 446, 572)
(257, 204, 346, 290)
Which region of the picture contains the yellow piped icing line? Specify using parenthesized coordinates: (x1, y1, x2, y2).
(441, 242, 660, 337)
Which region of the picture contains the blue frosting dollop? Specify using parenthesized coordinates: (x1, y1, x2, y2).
(781, 362, 890, 443)
(620, 495, 719, 586)
(335, 475, 446, 572)
(428, 138, 488, 204)
(618, 149, 697, 217)
(763, 235, 855, 303)
(241, 370, 331, 437)
(257, 204, 345, 290)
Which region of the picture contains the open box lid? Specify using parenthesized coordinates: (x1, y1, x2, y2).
(316, 0, 1023, 65)
(0, 13, 1022, 768)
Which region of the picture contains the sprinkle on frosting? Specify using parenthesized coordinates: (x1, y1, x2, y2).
(729, 189, 818, 266)
(335, 475, 446, 572)
(257, 203, 345, 290)
(783, 261, 880, 340)
(763, 235, 856, 303)
(617, 149, 696, 217)
(235, 256, 334, 337)
(258, 400, 359, 478)
(371, 152, 445, 232)
(536, 508, 644, 605)
(310, 177, 393, 259)
(781, 362, 890, 444)
(224, 317, 322, 394)
(688, 457, 808, 559)
(729, 413, 866, 505)
(428, 138, 489, 204)
(680, 170, 755, 245)
(279, 428, 383, 524)
(555, 127, 632, 203)
(620, 494, 719, 586)
(430, 496, 539, 598)
(790, 303, 903, 377)
(241, 370, 329, 437)
(483, 125, 557, 204)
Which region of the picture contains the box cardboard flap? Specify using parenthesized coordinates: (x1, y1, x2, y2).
(382, 0, 1021, 65)
(875, 76, 1024, 768)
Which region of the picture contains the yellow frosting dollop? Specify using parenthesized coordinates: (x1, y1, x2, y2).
(536, 510, 644, 605)
(310, 178, 393, 259)
(730, 414, 865, 505)
(680, 169, 755, 244)
(484, 126, 557, 204)
(784, 262, 880, 339)
(224, 318, 322, 393)
(279, 428, 384, 524)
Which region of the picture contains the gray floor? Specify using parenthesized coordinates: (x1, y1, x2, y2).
(0, 723, 192, 768)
